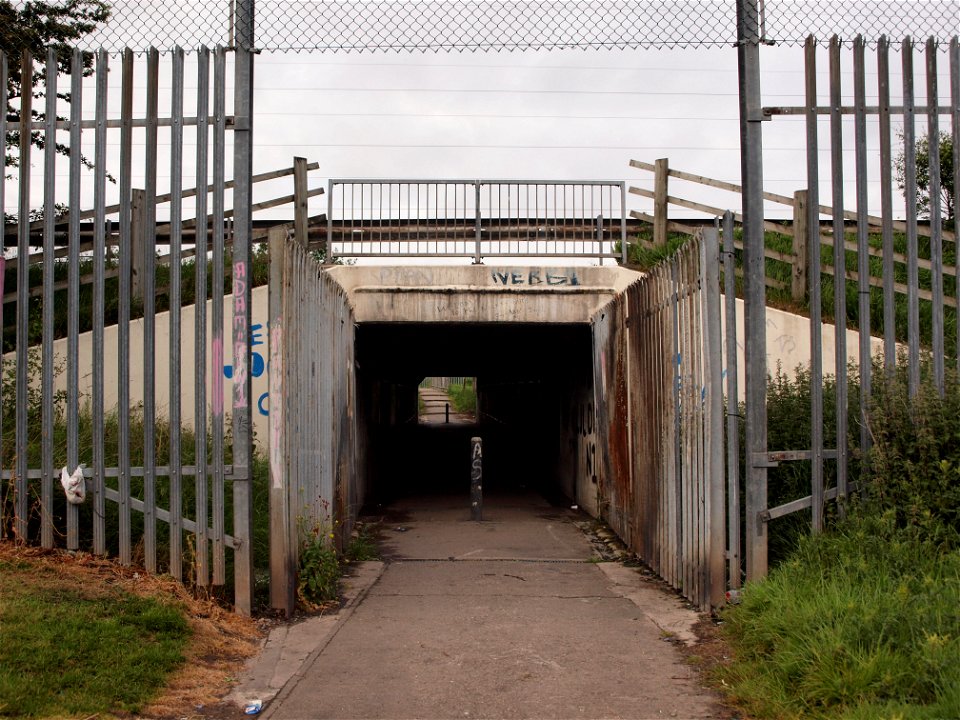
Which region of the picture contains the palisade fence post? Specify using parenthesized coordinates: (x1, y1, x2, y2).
(791, 190, 808, 303)
(232, 0, 256, 615)
(0, 52, 5, 496)
(653, 158, 669, 248)
(15, 51, 32, 544)
(736, 0, 769, 581)
(702, 225, 725, 608)
(722, 210, 741, 591)
(269, 225, 294, 617)
(474, 181, 482, 264)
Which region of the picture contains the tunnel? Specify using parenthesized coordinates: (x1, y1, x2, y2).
(355, 322, 594, 508)
(270, 254, 728, 613)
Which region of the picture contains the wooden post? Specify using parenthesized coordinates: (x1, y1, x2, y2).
(130, 188, 146, 305)
(293, 156, 309, 248)
(654, 158, 669, 247)
(792, 190, 808, 303)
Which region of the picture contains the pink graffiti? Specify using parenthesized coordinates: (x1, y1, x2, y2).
(233, 340, 248, 408)
(212, 337, 223, 417)
(232, 261, 249, 409)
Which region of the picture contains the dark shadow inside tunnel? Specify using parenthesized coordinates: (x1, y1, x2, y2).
(355, 322, 594, 510)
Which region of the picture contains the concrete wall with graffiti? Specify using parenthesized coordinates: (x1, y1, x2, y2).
(43, 285, 273, 447)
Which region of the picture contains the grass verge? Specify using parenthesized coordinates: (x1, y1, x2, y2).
(0, 541, 263, 719)
(719, 513, 960, 720)
(0, 548, 189, 718)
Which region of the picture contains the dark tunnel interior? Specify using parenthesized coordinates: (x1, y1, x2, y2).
(355, 322, 594, 508)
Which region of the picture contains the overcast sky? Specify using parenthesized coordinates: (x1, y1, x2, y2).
(5, 41, 957, 231)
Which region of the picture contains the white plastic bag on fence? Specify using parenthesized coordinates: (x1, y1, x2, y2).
(60, 466, 86, 505)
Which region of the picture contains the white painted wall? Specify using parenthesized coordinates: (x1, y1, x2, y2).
(721, 296, 887, 401)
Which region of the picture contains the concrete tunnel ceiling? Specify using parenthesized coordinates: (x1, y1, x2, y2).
(354, 323, 593, 383)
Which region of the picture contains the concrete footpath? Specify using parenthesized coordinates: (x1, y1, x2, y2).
(230, 495, 724, 720)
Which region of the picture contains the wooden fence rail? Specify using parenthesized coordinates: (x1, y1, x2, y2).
(2, 158, 323, 307)
(629, 157, 958, 306)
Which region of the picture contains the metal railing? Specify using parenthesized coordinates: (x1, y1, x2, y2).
(327, 180, 627, 264)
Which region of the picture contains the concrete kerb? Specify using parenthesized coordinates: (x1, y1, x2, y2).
(227, 561, 387, 717)
(596, 562, 701, 646)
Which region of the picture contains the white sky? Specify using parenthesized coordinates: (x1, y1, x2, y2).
(4, 41, 957, 229)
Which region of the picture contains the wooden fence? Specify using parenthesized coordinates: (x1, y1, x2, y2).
(2, 158, 325, 309)
(629, 158, 958, 308)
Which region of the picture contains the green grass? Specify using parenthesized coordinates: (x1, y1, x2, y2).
(447, 378, 477, 415)
(720, 361, 960, 719)
(0, 559, 190, 717)
(719, 515, 960, 720)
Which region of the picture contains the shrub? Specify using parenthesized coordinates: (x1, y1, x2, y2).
(864, 365, 960, 549)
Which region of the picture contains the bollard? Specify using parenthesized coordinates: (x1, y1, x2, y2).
(470, 437, 482, 521)
(445, 403, 450, 424)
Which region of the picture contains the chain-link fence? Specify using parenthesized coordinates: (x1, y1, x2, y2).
(2, 0, 958, 54)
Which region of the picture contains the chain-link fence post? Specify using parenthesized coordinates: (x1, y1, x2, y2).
(231, 0, 255, 616)
(737, 0, 769, 582)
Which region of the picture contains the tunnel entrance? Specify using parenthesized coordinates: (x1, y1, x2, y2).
(356, 322, 593, 509)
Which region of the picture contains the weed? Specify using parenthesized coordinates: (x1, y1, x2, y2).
(345, 523, 380, 562)
(298, 530, 341, 605)
(297, 502, 342, 606)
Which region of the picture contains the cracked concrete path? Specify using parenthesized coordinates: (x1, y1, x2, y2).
(261, 494, 724, 720)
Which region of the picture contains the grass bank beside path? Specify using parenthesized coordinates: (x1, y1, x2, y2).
(718, 515, 960, 720)
(0, 542, 263, 719)
(447, 378, 477, 415)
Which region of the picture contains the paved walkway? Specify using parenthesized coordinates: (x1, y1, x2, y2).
(419, 387, 476, 425)
(250, 494, 723, 720)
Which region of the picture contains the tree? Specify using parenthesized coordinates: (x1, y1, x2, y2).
(896, 131, 955, 229)
(2, 0, 111, 173)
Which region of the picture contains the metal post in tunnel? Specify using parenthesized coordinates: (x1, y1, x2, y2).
(471, 437, 483, 521)
(736, 0, 769, 581)
(232, 0, 256, 615)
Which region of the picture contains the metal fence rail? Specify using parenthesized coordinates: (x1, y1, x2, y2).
(327, 180, 627, 264)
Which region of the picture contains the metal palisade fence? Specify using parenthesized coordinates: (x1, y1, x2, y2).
(3, 0, 960, 613)
(1, 44, 256, 612)
(741, 33, 960, 582)
(268, 227, 360, 618)
(591, 231, 726, 609)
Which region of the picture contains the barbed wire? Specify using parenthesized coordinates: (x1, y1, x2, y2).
(3, 0, 959, 54)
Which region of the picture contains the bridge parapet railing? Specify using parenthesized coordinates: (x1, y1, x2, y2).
(327, 180, 627, 264)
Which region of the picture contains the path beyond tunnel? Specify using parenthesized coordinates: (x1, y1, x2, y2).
(261, 495, 723, 719)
